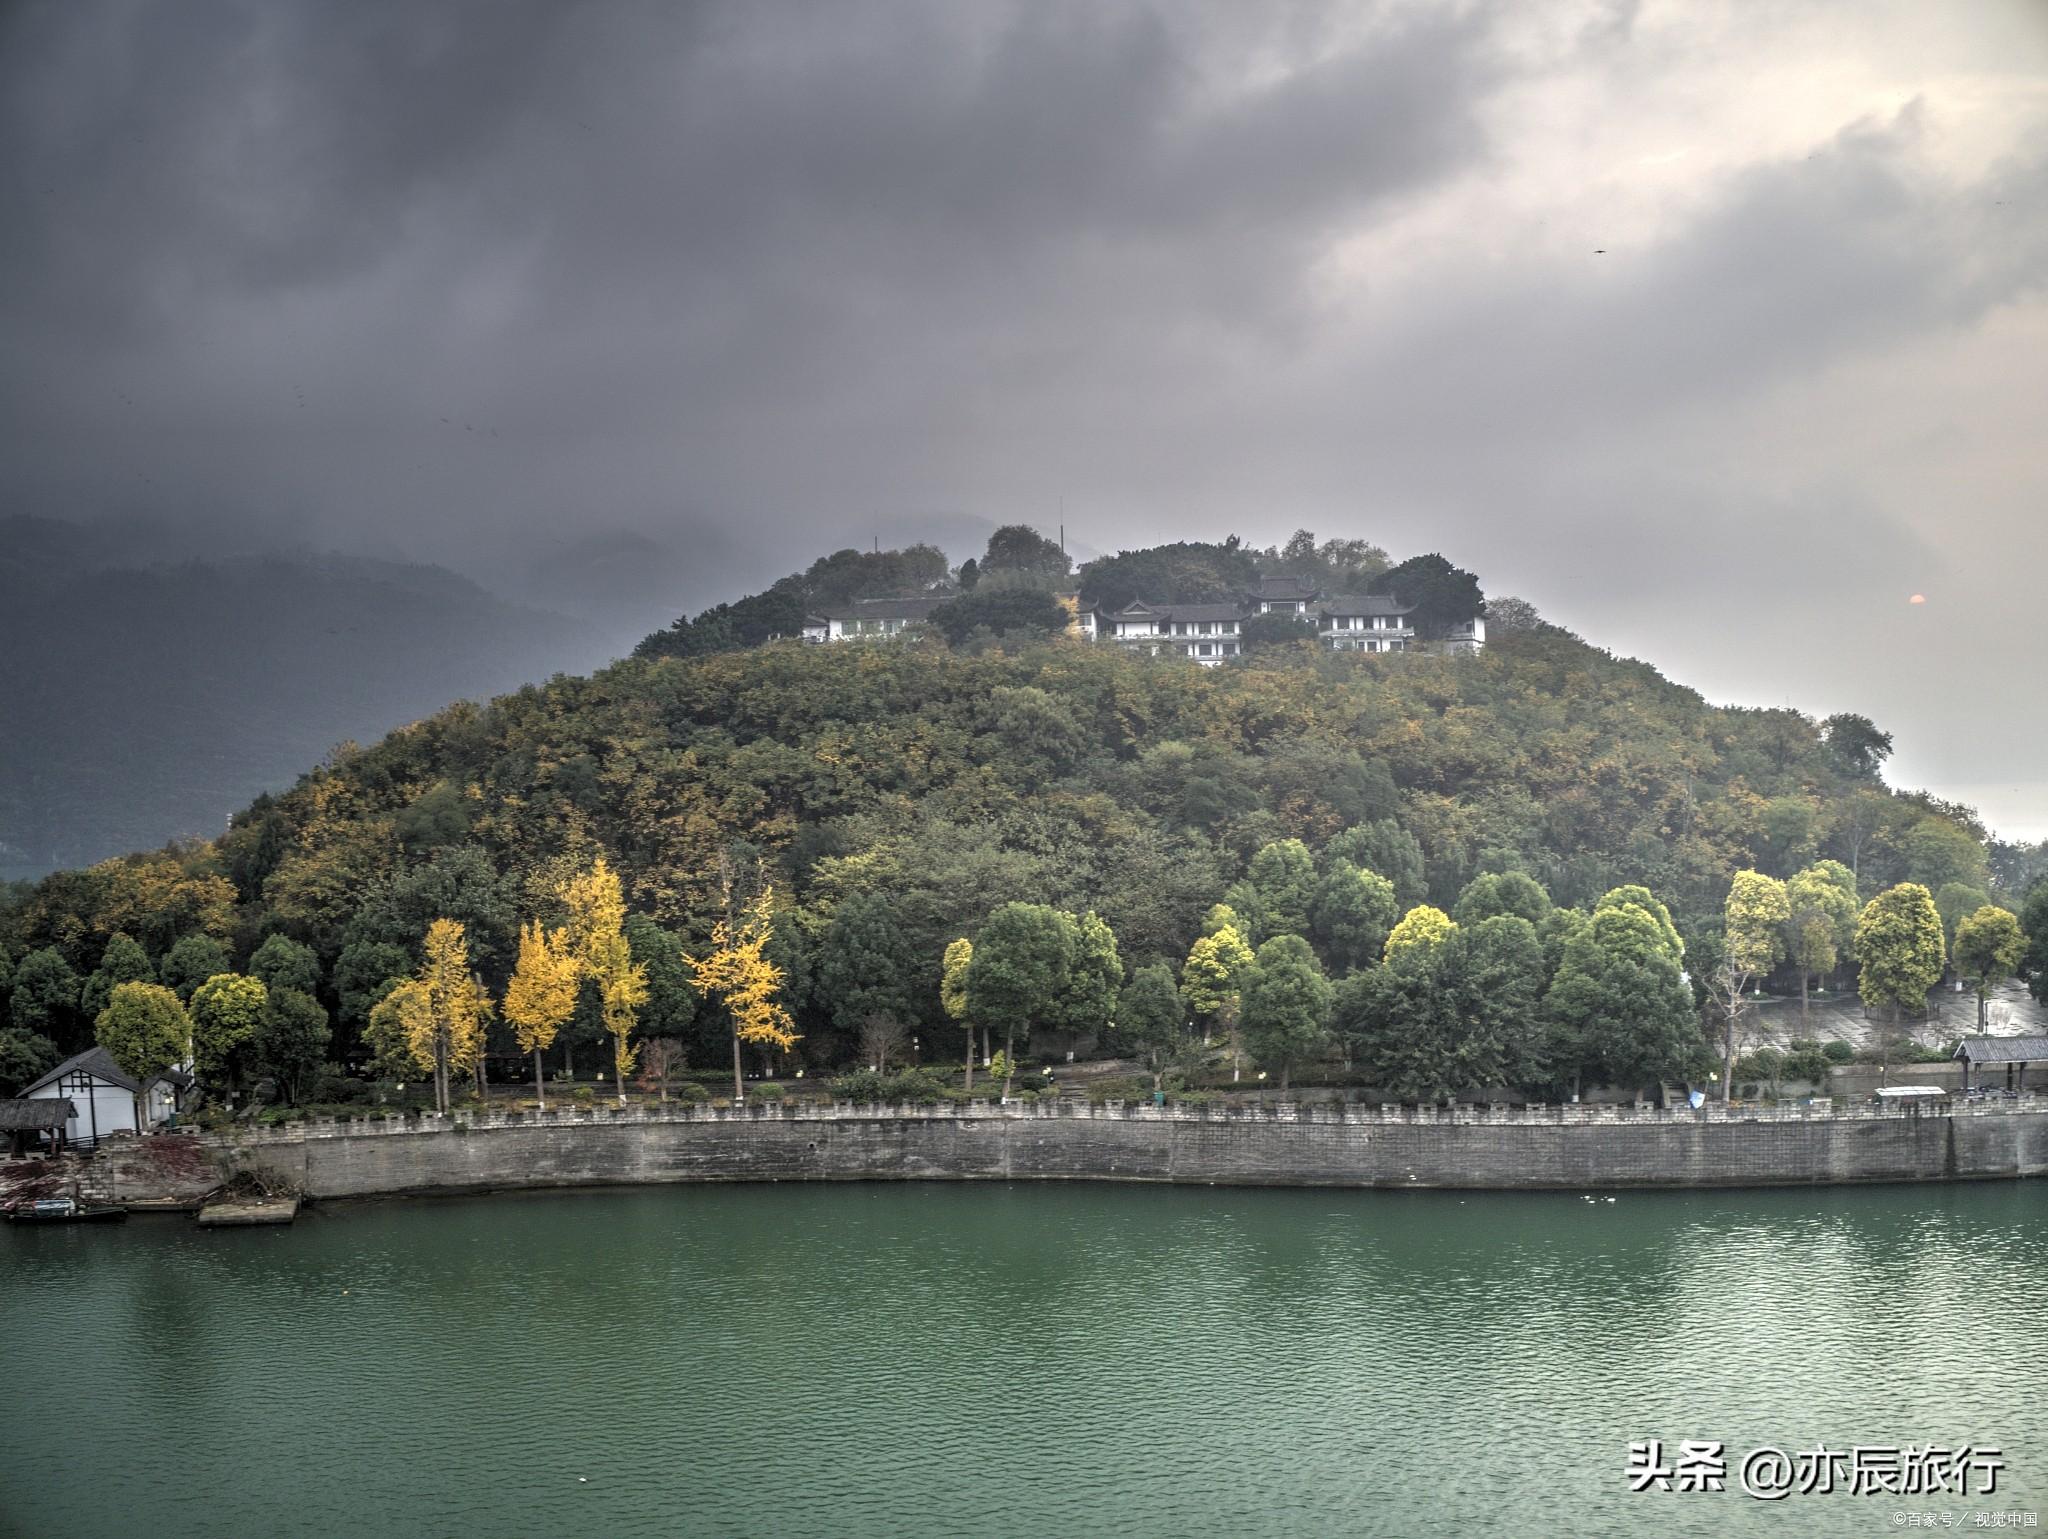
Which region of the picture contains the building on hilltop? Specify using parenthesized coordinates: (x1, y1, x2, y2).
(799, 577, 1484, 664)
(803, 595, 950, 642)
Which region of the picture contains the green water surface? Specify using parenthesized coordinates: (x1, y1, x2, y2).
(2, 1180, 2042, 1537)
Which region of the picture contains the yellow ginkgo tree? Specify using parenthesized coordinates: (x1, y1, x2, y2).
(503, 920, 578, 1112)
(393, 918, 494, 1115)
(558, 856, 649, 1107)
(689, 881, 799, 1102)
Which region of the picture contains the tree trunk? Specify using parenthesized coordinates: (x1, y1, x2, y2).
(1721, 1013, 1735, 1104)
(1801, 971, 1810, 1026)
(614, 1041, 626, 1107)
(1280, 1061, 1290, 1092)
(964, 1033, 974, 1092)
(731, 1026, 744, 1102)
(534, 1048, 547, 1113)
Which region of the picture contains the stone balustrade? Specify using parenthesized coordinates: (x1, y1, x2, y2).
(213, 1091, 2048, 1147)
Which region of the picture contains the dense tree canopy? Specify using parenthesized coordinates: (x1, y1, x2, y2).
(0, 536, 2007, 1102)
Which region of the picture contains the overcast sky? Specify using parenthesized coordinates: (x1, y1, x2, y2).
(4, 0, 2044, 838)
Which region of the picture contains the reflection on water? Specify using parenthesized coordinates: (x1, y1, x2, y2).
(3, 1181, 2042, 1537)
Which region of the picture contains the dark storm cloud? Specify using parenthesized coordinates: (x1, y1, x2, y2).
(1, 0, 2043, 832)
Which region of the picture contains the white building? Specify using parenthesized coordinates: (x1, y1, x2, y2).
(21, 1047, 186, 1148)
(1098, 600, 1244, 665)
(806, 596, 949, 641)
(800, 575, 1485, 662)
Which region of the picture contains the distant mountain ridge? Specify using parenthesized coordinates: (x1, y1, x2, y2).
(0, 517, 592, 876)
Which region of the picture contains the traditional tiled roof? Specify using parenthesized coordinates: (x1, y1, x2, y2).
(1255, 575, 1321, 601)
(1153, 603, 1247, 623)
(818, 596, 949, 622)
(1316, 593, 1414, 618)
(1953, 1035, 2048, 1065)
(0, 1098, 76, 1131)
(22, 1046, 142, 1096)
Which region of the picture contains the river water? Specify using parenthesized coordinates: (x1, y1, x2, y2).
(3, 1180, 2043, 1537)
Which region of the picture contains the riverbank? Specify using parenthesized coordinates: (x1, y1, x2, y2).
(186, 1096, 2048, 1199)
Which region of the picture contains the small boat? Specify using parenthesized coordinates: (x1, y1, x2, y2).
(5, 1197, 128, 1224)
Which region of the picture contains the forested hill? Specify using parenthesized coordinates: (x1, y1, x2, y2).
(0, 517, 591, 877)
(2, 612, 2004, 1072)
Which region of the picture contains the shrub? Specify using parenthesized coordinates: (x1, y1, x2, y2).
(752, 1083, 786, 1102)
(572, 1086, 596, 1107)
(1085, 1075, 1151, 1104)
(1821, 1040, 1855, 1063)
(310, 1067, 371, 1105)
(675, 1082, 710, 1104)
(828, 1067, 948, 1104)
(829, 1068, 890, 1102)
(1173, 1089, 1221, 1108)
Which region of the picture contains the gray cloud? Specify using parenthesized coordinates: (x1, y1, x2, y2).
(2, 0, 2042, 835)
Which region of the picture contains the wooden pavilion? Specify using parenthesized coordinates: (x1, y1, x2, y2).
(1, 1098, 77, 1158)
(1952, 1035, 2048, 1094)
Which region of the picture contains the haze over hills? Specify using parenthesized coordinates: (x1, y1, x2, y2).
(0, 515, 594, 878)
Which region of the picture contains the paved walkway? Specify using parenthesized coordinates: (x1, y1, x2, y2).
(1738, 978, 2045, 1055)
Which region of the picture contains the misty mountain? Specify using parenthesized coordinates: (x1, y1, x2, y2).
(0, 516, 593, 877)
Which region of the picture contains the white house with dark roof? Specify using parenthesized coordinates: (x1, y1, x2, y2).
(1090, 576, 1483, 664)
(806, 595, 950, 641)
(1098, 601, 1244, 664)
(20, 1046, 186, 1148)
(801, 573, 1483, 660)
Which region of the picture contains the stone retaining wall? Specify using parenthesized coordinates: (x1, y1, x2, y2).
(205, 1098, 2048, 1198)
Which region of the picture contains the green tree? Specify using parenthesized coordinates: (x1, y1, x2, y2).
(255, 988, 331, 1106)
(2023, 883, 2048, 1008)
(1821, 712, 1893, 780)
(965, 903, 1075, 1097)
(80, 932, 155, 1021)
(1933, 883, 1993, 966)
(940, 937, 976, 1089)
(1338, 916, 1547, 1102)
(1181, 923, 1256, 1081)
(1893, 818, 1989, 895)
(1117, 963, 1184, 1093)
(1239, 612, 1320, 652)
(1309, 860, 1400, 974)
(979, 524, 1072, 587)
(1451, 871, 1551, 927)
(1535, 907, 1589, 984)
(1592, 886, 1683, 962)
(1446, 916, 1551, 1092)
(1785, 863, 1859, 1023)
(1233, 840, 1316, 944)
(624, 915, 698, 1041)
(815, 893, 927, 1039)
(1325, 820, 1427, 910)
(159, 933, 231, 1002)
(1855, 884, 1947, 1070)
(1369, 553, 1484, 640)
(1952, 906, 2024, 1033)
(189, 973, 268, 1087)
(0, 1028, 60, 1095)
(1545, 905, 1699, 1098)
(249, 933, 322, 998)
(1708, 872, 1790, 1102)
(333, 940, 415, 1040)
(1062, 911, 1123, 1041)
(1239, 936, 1331, 1090)
(95, 980, 190, 1086)
(927, 589, 1069, 647)
(1384, 906, 1456, 966)
(10, 948, 79, 1042)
